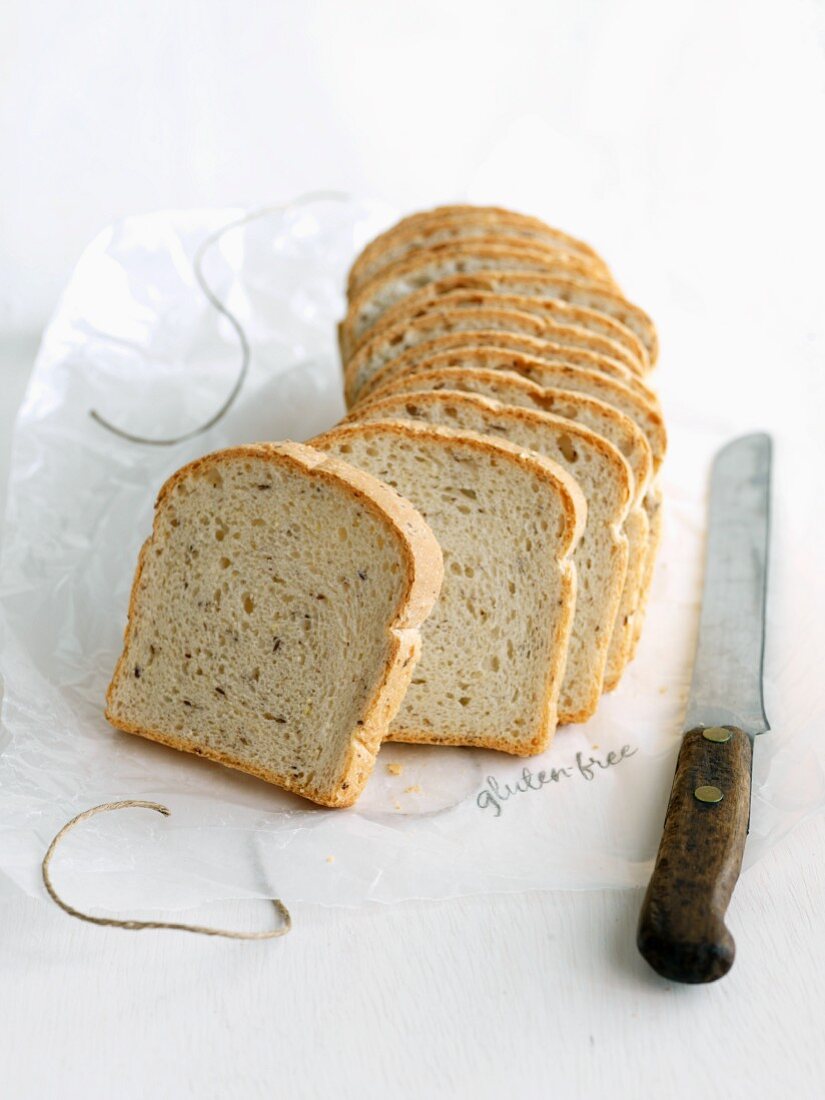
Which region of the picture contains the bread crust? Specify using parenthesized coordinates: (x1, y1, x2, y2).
(106, 442, 443, 808)
(311, 418, 586, 754)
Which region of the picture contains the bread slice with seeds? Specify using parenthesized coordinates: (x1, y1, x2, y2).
(344, 307, 547, 405)
(350, 366, 653, 689)
(311, 420, 585, 753)
(106, 443, 443, 808)
(362, 348, 666, 463)
(342, 395, 631, 723)
(353, 286, 649, 376)
(347, 207, 611, 295)
(339, 244, 617, 357)
(345, 309, 649, 407)
(353, 327, 651, 408)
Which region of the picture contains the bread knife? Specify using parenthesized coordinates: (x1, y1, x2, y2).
(637, 432, 772, 984)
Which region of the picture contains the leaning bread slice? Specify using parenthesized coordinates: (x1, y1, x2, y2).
(345, 309, 650, 407)
(339, 244, 617, 357)
(346, 394, 632, 724)
(106, 443, 443, 809)
(311, 420, 585, 753)
(348, 207, 611, 295)
(356, 286, 649, 376)
(352, 367, 653, 689)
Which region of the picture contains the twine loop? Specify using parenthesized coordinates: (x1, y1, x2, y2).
(89, 189, 350, 446)
(42, 801, 291, 939)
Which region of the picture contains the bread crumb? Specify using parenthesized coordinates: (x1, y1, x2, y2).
(386, 763, 403, 776)
(394, 800, 402, 811)
(659, 686, 667, 694)
(326, 855, 335, 864)
(591, 744, 599, 751)
(404, 785, 421, 794)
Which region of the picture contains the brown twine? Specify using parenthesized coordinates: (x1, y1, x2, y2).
(89, 190, 349, 447)
(42, 800, 291, 939)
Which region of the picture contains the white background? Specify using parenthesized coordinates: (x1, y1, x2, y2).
(2, 1, 825, 1097)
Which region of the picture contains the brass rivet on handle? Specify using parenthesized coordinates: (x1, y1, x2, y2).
(702, 726, 732, 743)
(694, 785, 724, 803)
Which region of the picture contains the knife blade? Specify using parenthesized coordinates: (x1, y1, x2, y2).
(637, 432, 772, 984)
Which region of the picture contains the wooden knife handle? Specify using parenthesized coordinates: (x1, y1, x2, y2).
(637, 726, 753, 984)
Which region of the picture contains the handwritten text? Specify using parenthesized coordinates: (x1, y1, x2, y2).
(476, 745, 638, 817)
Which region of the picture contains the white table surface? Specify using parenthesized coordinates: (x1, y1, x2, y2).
(2, 338, 825, 1100)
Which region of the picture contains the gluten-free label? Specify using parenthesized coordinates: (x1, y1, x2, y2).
(476, 744, 638, 817)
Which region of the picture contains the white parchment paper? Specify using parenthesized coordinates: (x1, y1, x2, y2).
(1, 194, 823, 911)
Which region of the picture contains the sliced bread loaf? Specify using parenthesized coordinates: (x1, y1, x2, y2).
(106, 443, 443, 808)
(345, 393, 632, 723)
(354, 286, 649, 376)
(350, 367, 653, 689)
(311, 420, 586, 753)
(340, 244, 617, 357)
(348, 207, 610, 295)
(355, 345, 667, 664)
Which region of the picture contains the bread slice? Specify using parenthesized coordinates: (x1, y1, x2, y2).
(365, 235, 616, 288)
(353, 287, 649, 377)
(339, 244, 617, 357)
(105, 443, 443, 808)
(311, 420, 585, 753)
(354, 366, 652, 499)
(344, 309, 651, 407)
(383, 205, 606, 256)
(363, 348, 665, 465)
(345, 394, 632, 723)
(353, 328, 650, 408)
(351, 366, 653, 689)
(347, 207, 611, 295)
(345, 308, 546, 404)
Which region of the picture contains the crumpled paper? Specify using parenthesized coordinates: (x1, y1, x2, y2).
(1, 194, 823, 912)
